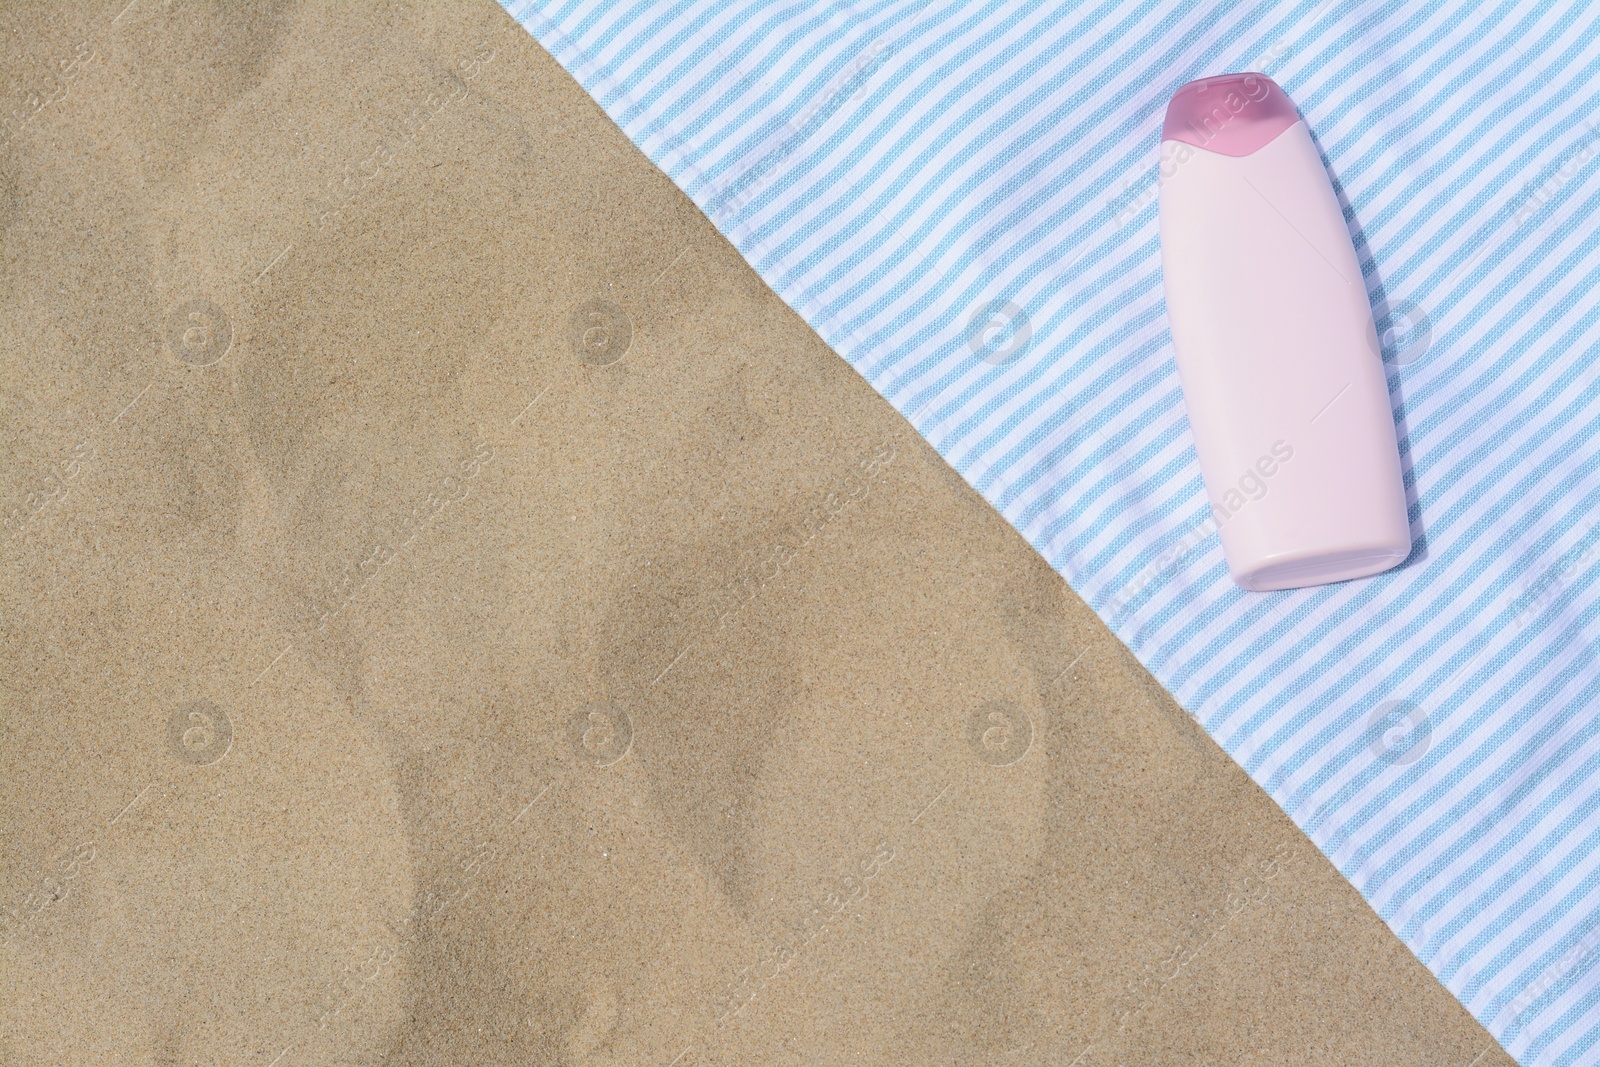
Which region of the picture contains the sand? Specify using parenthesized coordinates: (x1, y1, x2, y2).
(0, 1, 1509, 1064)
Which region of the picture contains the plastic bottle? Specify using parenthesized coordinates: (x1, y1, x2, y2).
(1159, 72, 1411, 591)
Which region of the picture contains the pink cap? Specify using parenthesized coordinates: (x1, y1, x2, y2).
(1161, 73, 1300, 156)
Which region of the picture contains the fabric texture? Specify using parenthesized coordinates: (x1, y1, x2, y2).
(496, 1, 1600, 1062)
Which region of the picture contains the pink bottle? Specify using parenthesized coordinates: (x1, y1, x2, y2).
(1158, 72, 1411, 591)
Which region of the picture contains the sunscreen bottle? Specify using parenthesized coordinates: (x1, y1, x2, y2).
(1158, 72, 1411, 591)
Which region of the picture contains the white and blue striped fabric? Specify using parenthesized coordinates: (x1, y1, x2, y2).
(498, 1, 1600, 1061)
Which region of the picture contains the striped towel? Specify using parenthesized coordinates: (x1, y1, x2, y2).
(497, 1, 1600, 1062)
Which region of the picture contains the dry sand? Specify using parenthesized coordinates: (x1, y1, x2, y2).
(0, 2, 1510, 1064)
